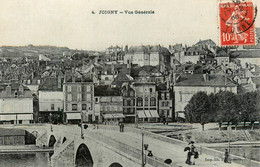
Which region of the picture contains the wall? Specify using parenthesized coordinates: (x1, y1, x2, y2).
(39, 91, 63, 112)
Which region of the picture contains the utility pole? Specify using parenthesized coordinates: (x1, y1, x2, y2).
(81, 111, 84, 139)
(141, 129, 146, 167)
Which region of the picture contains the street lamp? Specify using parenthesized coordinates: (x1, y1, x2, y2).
(141, 128, 146, 167)
(80, 111, 84, 139)
(49, 113, 53, 132)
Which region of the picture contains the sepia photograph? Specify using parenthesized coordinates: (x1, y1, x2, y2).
(0, 0, 260, 166)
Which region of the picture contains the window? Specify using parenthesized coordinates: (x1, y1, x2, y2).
(72, 86, 77, 92)
(144, 97, 148, 106)
(123, 99, 127, 106)
(161, 93, 165, 100)
(67, 94, 72, 101)
(150, 88, 153, 93)
(95, 97, 99, 103)
(86, 85, 91, 92)
(77, 86, 81, 92)
(105, 77, 109, 80)
(67, 86, 71, 92)
(127, 100, 131, 106)
(77, 94, 81, 101)
(161, 101, 164, 107)
(82, 104, 86, 110)
(150, 97, 156, 106)
(51, 104, 54, 110)
(72, 94, 77, 101)
(72, 104, 77, 111)
(137, 97, 143, 106)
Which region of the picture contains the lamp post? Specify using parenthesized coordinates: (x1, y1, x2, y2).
(49, 113, 53, 132)
(227, 125, 231, 153)
(80, 111, 84, 139)
(141, 128, 146, 167)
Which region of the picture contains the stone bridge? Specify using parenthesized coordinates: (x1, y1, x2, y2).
(34, 124, 258, 167)
(36, 125, 170, 167)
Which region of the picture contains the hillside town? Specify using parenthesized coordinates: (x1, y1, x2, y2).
(0, 28, 259, 126)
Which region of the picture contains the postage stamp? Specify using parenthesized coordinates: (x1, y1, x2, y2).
(219, 0, 257, 46)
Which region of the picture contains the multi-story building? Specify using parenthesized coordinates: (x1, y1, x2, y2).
(38, 77, 63, 123)
(0, 83, 33, 124)
(157, 84, 174, 122)
(133, 82, 159, 122)
(121, 83, 136, 123)
(94, 85, 124, 125)
(124, 45, 170, 72)
(63, 75, 95, 123)
(216, 50, 229, 66)
(174, 74, 237, 120)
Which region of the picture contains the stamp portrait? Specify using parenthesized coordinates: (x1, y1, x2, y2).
(219, 0, 257, 46)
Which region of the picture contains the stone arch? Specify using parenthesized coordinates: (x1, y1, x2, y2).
(75, 143, 94, 167)
(109, 162, 123, 167)
(62, 137, 67, 144)
(48, 135, 56, 147)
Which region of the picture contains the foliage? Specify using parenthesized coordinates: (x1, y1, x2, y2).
(184, 91, 260, 126)
(184, 92, 210, 124)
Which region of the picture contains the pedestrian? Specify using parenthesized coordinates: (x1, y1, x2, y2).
(184, 146, 192, 165)
(190, 141, 197, 165)
(121, 123, 124, 132)
(119, 122, 122, 132)
(147, 150, 153, 157)
(224, 149, 230, 163)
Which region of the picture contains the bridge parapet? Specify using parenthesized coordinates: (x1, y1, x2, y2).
(51, 140, 75, 167)
(35, 131, 48, 147)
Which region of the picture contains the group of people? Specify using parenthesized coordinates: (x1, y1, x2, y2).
(184, 141, 199, 165)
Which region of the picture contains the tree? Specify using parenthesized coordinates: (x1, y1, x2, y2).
(215, 91, 239, 130)
(238, 91, 260, 130)
(184, 92, 210, 131)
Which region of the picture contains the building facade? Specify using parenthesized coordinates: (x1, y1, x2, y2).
(0, 84, 33, 124)
(63, 76, 95, 123)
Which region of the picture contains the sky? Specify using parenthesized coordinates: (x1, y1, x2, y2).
(0, 0, 259, 51)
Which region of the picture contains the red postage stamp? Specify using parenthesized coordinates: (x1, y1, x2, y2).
(219, 1, 256, 46)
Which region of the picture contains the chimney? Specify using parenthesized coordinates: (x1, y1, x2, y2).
(19, 84, 24, 95)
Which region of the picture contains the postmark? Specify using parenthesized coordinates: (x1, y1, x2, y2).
(219, 0, 257, 46)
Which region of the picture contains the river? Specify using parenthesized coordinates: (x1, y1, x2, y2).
(0, 152, 51, 167)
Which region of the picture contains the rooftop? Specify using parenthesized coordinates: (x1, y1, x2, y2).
(175, 74, 236, 87)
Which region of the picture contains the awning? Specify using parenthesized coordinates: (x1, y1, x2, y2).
(0, 115, 16, 121)
(66, 113, 81, 120)
(137, 111, 146, 118)
(144, 110, 152, 118)
(17, 114, 33, 120)
(150, 110, 159, 118)
(177, 112, 185, 118)
(103, 114, 114, 119)
(103, 113, 125, 119)
(112, 113, 125, 118)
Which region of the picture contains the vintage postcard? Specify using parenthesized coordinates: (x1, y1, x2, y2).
(0, 0, 259, 167)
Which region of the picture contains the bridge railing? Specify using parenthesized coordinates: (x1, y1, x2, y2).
(88, 130, 174, 167)
(96, 125, 260, 167)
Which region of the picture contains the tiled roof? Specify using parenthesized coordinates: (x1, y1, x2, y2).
(94, 85, 121, 96)
(128, 46, 149, 53)
(230, 50, 260, 58)
(38, 77, 62, 91)
(111, 72, 133, 87)
(195, 39, 216, 46)
(186, 47, 207, 55)
(216, 50, 229, 57)
(130, 66, 162, 78)
(0, 128, 25, 136)
(175, 74, 236, 86)
(0, 83, 32, 98)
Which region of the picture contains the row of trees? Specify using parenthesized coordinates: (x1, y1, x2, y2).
(184, 91, 260, 130)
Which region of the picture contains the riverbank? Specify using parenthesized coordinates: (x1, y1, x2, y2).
(0, 145, 53, 153)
